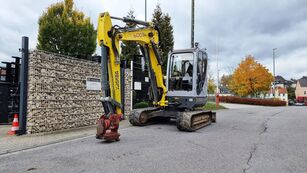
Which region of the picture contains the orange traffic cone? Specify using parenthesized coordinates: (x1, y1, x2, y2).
(7, 114, 19, 135)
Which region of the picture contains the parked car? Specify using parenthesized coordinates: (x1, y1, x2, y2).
(288, 100, 295, 106)
(295, 102, 305, 106)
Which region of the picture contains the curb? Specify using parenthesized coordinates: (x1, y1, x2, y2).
(0, 123, 132, 157)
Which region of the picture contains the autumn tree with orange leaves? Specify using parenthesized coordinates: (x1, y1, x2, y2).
(229, 55, 273, 97)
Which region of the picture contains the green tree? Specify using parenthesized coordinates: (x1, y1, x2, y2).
(287, 87, 296, 100)
(121, 9, 139, 64)
(37, 0, 96, 58)
(207, 67, 216, 94)
(152, 4, 174, 72)
(229, 55, 273, 97)
(221, 74, 232, 88)
(208, 78, 217, 94)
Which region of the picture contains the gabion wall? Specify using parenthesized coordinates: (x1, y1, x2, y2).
(26, 50, 131, 134)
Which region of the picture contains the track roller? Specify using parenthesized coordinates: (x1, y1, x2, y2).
(129, 107, 159, 126)
(176, 111, 216, 131)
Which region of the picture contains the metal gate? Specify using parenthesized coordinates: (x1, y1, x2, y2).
(0, 84, 9, 123)
(0, 57, 20, 124)
(132, 60, 150, 106)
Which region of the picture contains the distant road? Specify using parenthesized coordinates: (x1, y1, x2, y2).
(220, 103, 265, 109)
(1, 106, 307, 173)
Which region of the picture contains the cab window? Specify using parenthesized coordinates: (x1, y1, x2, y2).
(169, 53, 193, 91)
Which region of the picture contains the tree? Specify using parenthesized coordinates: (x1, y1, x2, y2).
(220, 74, 232, 88)
(229, 55, 273, 97)
(152, 4, 174, 72)
(207, 68, 216, 94)
(37, 0, 96, 58)
(121, 9, 139, 64)
(208, 78, 216, 94)
(287, 87, 296, 100)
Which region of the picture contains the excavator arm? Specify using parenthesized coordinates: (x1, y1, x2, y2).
(96, 12, 167, 141)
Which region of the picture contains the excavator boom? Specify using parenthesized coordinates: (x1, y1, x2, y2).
(96, 12, 167, 141)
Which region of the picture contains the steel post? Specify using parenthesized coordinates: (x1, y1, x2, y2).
(120, 60, 126, 117)
(18, 36, 29, 135)
(191, 0, 195, 48)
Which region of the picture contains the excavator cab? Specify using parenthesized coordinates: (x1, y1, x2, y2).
(130, 47, 215, 132)
(166, 48, 208, 110)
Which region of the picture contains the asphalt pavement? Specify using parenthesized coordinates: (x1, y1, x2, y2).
(1, 106, 306, 173)
(0, 119, 131, 155)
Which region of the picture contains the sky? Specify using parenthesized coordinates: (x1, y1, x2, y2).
(0, 0, 307, 81)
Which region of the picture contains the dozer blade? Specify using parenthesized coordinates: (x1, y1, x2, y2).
(176, 111, 216, 132)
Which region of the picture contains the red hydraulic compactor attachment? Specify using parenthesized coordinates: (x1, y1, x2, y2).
(96, 114, 121, 141)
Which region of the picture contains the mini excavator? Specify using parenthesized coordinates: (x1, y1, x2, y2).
(96, 12, 216, 141)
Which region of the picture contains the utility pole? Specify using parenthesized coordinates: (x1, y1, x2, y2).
(273, 48, 277, 97)
(273, 48, 277, 78)
(273, 48, 277, 83)
(216, 46, 219, 94)
(215, 39, 220, 109)
(145, 0, 147, 21)
(191, 0, 195, 48)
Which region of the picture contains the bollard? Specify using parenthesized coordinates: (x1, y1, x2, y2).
(216, 94, 219, 109)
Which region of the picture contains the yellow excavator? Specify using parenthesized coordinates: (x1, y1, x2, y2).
(96, 12, 216, 141)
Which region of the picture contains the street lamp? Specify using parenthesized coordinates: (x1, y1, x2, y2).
(273, 48, 277, 84)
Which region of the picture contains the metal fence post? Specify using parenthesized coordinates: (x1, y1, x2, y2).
(120, 60, 126, 118)
(130, 60, 133, 110)
(18, 36, 29, 135)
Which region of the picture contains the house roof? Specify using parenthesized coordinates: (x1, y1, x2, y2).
(274, 75, 294, 85)
(298, 76, 307, 87)
(290, 78, 297, 83)
(278, 87, 287, 94)
(275, 75, 286, 83)
(268, 87, 287, 94)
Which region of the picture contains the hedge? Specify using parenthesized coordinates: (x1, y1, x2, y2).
(133, 101, 150, 109)
(219, 96, 286, 106)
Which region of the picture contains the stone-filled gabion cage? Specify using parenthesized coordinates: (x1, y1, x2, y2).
(26, 50, 131, 134)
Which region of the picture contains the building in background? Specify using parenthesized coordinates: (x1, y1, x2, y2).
(290, 78, 297, 88)
(274, 75, 295, 88)
(264, 75, 291, 104)
(218, 86, 233, 97)
(295, 76, 307, 103)
(265, 87, 288, 102)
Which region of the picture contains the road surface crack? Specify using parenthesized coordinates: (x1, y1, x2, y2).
(259, 110, 283, 135)
(26, 167, 37, 171)
(243, 144, 257, 173)
(259, 118, 269, 135)
(243, 110, 284, 173)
